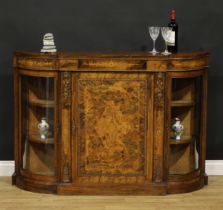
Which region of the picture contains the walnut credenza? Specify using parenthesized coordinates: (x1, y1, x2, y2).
(13, 51, 209, 195)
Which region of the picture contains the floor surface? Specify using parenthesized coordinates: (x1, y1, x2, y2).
(0, 176, 223, 210)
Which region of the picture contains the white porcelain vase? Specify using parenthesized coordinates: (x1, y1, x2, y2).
(38, 117, 49, 139)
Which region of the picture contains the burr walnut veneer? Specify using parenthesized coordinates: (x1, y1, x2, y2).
(13, 51, 209, 195)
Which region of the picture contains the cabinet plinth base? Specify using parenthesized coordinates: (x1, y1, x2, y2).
(14, 175, 57, 194)
(168, 175, 207, 194)
(13, 174, 208, 195)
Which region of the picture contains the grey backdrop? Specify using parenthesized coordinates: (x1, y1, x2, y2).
(0, 0, 222, 160)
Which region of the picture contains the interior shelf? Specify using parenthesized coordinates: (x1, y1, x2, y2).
(34, 171, 55, 176)
(170, 136, 194, 145)
(29, 135, 54, 144)
(29, 98, 55, 108)
(171, 100, 195, 107)
(21, 169, 55, 177)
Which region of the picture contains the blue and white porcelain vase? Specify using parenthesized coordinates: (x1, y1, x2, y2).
(38, 117, 49, 139)
(172, 117, 184, 140)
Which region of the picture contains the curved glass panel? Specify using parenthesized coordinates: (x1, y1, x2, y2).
(21, 75, 55, 176)
(169, 76, 202, 175)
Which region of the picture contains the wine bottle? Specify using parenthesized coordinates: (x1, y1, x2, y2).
(167, 10, 178, 52)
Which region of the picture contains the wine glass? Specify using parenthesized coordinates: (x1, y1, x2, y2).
(161, 27, 172, 55)
(149, 26, 160, 54)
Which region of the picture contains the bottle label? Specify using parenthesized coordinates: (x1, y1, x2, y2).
(168, 31, 175, 46)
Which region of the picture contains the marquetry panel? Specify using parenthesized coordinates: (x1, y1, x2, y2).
(62, 72, 72, 108)
(17, 57, 56, 70)
(78, 59, 146, 70)
(153, 72, 165, 182)
(147, 57, 209, 71)
(77, 74, 148, 176)
(59, 59, 78, 70)
(60, 72, 72, 182)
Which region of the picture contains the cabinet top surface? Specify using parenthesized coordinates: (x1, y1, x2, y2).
(14, 51, 209, 72)
(14, 51, 209, 60)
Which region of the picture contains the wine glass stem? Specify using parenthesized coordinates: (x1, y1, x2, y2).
(153, 40, 156, 52)
(165, 41, 168, 52)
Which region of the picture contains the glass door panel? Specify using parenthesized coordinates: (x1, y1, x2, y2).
(21, 75, 56, 176)
(169, 76, 202, 175)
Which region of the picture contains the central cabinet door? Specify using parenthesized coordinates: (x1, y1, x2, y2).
(72, 72, 153, 184)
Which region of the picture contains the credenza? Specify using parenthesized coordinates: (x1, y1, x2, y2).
(13, 51, 209, 195)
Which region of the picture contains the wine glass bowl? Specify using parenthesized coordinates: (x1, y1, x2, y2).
(148, 26, 160, 54)
(161, 27, 172, 55)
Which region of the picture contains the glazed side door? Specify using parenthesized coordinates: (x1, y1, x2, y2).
(166, 70, 207, 180)
(16, 69, 59, 183)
